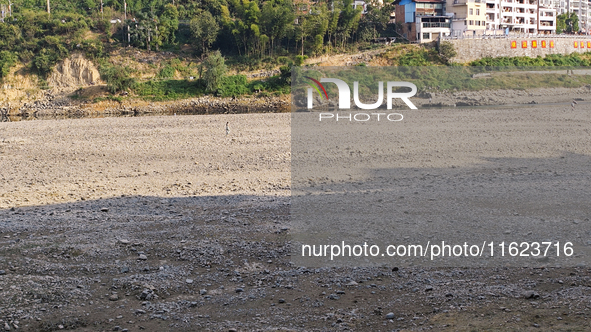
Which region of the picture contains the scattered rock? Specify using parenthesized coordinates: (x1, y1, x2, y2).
(386, 312, 395, 319)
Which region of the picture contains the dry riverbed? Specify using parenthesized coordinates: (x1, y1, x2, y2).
(1, 111, 591, 331)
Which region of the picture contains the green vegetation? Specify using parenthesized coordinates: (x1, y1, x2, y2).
(470, 53, 591, 67)
(296, 65, 591, 100)
(99, 63, 136, 93)
(557, 12, 579, 34)
(202, 50, 228, 93)
(3, 0, 591, 103)
(0, 51, 17, 80)
(0, 9, 89, 76)
(190, 10, 220, 54)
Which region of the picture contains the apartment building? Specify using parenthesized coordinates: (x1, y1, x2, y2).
(394, 0, 452, 42)
(446, 0, 488, 36)
(485, 0, 556, 33)
(539, 6, 557, 33)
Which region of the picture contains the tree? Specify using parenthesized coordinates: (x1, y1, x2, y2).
(337, 0, 362, 48)
(225, 0, 261, 56)
(128, 11, 160, 50)
(438, 41, 457, 63)
(190, 10, 219, 54)
(557, 12, 579, 34)
(359, 0, 394, 42)
(260, 0, 294, 56)
(159, 4, 179, 45)
(202, 50, 227, 93)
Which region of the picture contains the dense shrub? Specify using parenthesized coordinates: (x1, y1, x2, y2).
(99, 64, 136, 93)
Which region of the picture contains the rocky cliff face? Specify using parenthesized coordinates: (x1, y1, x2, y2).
(48, 53, 101, 88)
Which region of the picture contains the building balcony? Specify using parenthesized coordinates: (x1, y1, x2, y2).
(422, 22, 451, 28)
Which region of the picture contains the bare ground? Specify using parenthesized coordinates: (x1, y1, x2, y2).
(1, 111, 591, 331)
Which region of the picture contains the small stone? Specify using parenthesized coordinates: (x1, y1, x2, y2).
(120, 267, 130, 274)
(200, 289, 207, 295)
(278, 298, 285, 303)
(101, 208, 109, 212)
(120, 239, 130, 244)
(4, 322, 10, 331)
(113, 326, 121, 331)
(138, 254, 147, 260)
(186, 279, 193, 284)
(58, 325, 64, 329)
(109, 294, 119, 301)
(385, 312, 395, 319)
(235, 288, 244, 293)
(523, 290, 539, 299)
(229, 329, 237, 332)
(0, 270, 5, 275)
(425, 286, 433, 292)
(345, 281, 358, 286)
(135, 309, 146, 315)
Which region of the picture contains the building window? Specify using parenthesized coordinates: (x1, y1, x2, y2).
(469, 8, 473, 15)
(469, 20, 474, 25)
(476, 9, 480, 15)
(423, 32, 431, 40)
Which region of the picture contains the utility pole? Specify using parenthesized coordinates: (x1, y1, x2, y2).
(147, 28, 151, 52)
(124, 0, 127, 46)
(101, 0, 103, 20)
(47, 0, 50, 16)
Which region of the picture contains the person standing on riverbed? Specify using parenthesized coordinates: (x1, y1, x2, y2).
(226, 122, 230, 136)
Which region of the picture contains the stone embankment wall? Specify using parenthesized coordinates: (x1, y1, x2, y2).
(446, 36, 591, 63)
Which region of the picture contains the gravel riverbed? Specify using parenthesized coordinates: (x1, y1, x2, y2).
(1, 110, 591, 331)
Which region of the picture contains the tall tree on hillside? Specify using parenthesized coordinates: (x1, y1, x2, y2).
(326, 5, 341, 52)
(159, 3, 179, 45)
(128, 11, 159, 50)
(190, 10, 219, 54)
(337, 0, 362, 47)
(303, 3, 329, 55)
(225, 0, 261, 56)
(260, 0, 294, 56)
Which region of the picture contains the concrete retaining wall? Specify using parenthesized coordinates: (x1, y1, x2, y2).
(446, 37, 591, 63)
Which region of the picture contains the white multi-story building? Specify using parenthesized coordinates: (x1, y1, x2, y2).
(485, 0, 556, 33)
(539, 6, 557, 33)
